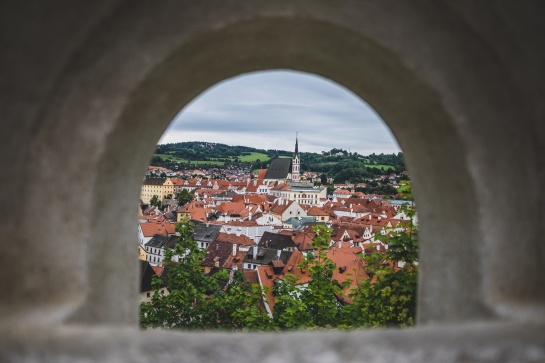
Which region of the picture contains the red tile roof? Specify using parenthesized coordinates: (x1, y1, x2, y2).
(307, 206, 329, 216)
(215, 232, 256, 246)
(270, 200, 294, 215)
(139, 222, 176, 237)
(279, 229, 316, 251)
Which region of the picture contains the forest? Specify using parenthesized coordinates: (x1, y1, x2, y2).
(151, 142, 406, 184)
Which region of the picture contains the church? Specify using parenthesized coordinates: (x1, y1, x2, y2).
(264, 134, 327, 206)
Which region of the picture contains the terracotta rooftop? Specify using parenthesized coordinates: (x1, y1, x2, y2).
(139, 221, 176, 237)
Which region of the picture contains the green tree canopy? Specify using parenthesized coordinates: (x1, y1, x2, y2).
(176, 189, 194, 206)
(346, 212, 418, 328)
(140, 220, 273, 331)
(149, 195, 161, 208)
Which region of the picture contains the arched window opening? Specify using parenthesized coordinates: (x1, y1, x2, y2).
(138, 70, 418, 331)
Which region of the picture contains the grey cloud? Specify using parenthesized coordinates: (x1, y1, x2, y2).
(162, 70, 400, 155)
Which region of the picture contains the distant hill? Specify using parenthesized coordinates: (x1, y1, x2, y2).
(152, 141, 405, 183)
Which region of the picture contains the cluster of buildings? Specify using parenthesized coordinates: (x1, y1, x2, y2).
(139, 136, 415, 315)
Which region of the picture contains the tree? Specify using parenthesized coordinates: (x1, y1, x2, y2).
(149, 195, 161, 208)
(270, 225, 345, 329)
(140, 220, 274, 331)
(296, 225, 344, 328)
(176, 189, 194, 206)
(140, 220, 218, 329)
(320, 173, 328, 185)
(347, 211, 418, 328)
(272, 274, 311, 330)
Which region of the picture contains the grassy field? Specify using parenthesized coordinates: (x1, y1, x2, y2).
(366, 164, 396, 171)
(154, 153, 185, 162)
(238, 152, 269, 162)
(154, 151, 270, 165)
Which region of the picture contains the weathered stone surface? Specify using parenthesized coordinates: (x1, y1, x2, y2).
(1, 1, 544, 361)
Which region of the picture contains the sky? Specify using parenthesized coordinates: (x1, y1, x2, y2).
(159, 70, 401, 155)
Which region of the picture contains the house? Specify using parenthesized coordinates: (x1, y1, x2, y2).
(214, 231, 256, 251)
(192, 222, 222, 249)
(258, 231, 298, 251)
(138, 221, 176, 247)
(215, 202, 249, 222)
(140, 177, 175, 203)
(201, 240, 246, 273)
(144, 234, 179, 266)
(279, 228, 317, 252)
(243, 245, 293, 270)
(140, 261, 168, 302)
(176, 201, 213, 223)
(282, 216, 318, 229)
(332, 189, 352, 199)
(269, 199, 307, 222)
(306, 206, 330, 222)
(252, 211, 283, 226)
(219, 220, 276, 243)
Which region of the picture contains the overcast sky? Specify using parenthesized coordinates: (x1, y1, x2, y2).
(159, 70, 401, 155)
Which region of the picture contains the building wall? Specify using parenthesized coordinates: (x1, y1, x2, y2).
(270, 187, 326, 206)
(140, 178, 174, 203)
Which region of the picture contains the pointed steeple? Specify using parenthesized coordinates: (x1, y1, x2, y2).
(292, 132, 300, 182)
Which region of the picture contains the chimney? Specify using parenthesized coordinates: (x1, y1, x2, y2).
(276, 249, 281, 259)
(253, 246, 258, 259)
(338, 240, 342, 248)
(236, 228, 241, 237)
(232, 243, 237, 256)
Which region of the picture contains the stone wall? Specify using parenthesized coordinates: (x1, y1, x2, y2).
(1, 1, 544, 361)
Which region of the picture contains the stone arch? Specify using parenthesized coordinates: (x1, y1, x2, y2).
(77, 14, 489, 324)
(71, 17, 486, 325)
(3, 1, 545, 361)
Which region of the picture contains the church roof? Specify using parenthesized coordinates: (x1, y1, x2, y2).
(264, 158, 292, 180)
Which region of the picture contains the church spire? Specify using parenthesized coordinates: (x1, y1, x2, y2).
(292, 132, 300, 182)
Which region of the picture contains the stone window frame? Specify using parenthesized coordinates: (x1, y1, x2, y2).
(3, 3, 544, 362)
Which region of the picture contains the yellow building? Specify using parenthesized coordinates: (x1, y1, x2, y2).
(140, 177, 174, 204)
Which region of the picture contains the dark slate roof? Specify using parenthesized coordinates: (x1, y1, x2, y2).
(258, 231, 297, 250)
(145, 234, 178, 249)
(243, 246, 293, 266)
(193, 223, 222, 243)
(140, 260, 157, 292)
(214, 190, 237, 198)
(264, 158, 292, 180)
(142, 177, 167, 185)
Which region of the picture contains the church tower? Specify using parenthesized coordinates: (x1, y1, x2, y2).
(292, 133, 300, 182)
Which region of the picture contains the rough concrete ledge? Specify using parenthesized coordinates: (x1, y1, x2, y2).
(2, 322, 544, 363)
